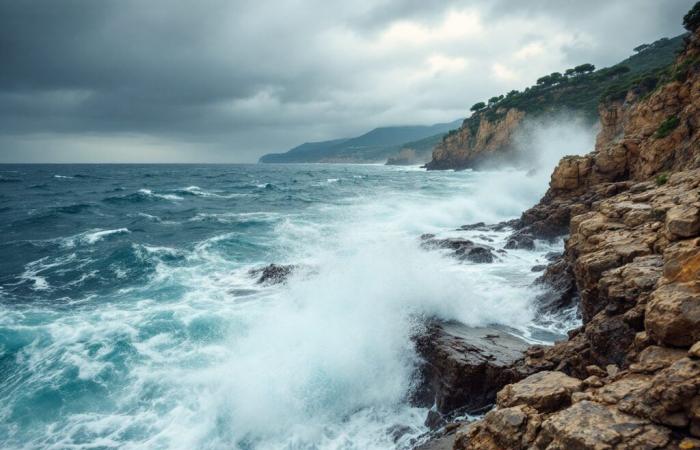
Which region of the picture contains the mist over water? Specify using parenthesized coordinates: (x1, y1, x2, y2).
(0, 157, 590, 449)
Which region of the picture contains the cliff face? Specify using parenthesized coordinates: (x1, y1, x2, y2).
(424, 34, 686, 171)
(453, 30, 700, 450)
(426, 108, 526, 170)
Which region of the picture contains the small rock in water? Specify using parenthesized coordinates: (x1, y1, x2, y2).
(420, 235, 497, 264)
(504, 233, 535, 250)
(249, 264, 295, 284)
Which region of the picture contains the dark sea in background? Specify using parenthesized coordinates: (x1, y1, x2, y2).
(0, 164, 571, 450)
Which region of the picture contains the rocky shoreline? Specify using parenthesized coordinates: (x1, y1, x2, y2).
(417, 23, 700, 450)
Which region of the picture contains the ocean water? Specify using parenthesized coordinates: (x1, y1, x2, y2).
(0, 163, 573, 450)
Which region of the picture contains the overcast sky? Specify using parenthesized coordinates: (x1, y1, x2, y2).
(0, 0, 694, 163)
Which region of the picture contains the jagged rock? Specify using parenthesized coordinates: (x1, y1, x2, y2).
(458, 405, 541, 450)
(690, 342, 700, 359)
(534, 401, 671, 450)
(504, 233, 535, 250)
(617, 357, 700, 432)
(413, 321, 529, 414)
(645, 282, 700, 347)
(666, 205, 700, 238)
(442, 27, 700, 450)
(249, 263, 295, 284)
(420, 236, 496, 263)
(584, 312, 636, 367)
(630, 345, 687, 373)
(496, 371, 582, 413)
(533, 256, 578, 314)
(426, 108, 526, 170)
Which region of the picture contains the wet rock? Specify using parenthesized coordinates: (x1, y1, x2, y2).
(249, 264, 295, 284)
(413, 321, 529, 414)
(504, 233, 535, 250)
(531, 264, 547, 272)
(420, 236, 496, 264)
(533, 256, 578, 314)
(459, 222, 489, 231)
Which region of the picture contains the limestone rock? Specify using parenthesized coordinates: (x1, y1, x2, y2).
(666, 205, 700, 238)
(645, 282, 700, 347)
(535, 401, 671, 450)
(497, 371, 582, 413)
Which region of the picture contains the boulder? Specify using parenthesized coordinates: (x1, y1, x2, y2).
(645, 282, 700, 347)
(497, 371, 582, 413)
(666, 205, 700, 238)
(420, 236, 497, 263)
(413, 321, 529, 414)
(535, 401, 671, 450)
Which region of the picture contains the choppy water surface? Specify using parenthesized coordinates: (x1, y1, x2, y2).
(0, 163, 571, 450)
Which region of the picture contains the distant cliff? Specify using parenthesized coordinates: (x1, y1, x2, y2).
(259, 120, 462, 164)
(426, 34, 686, 171)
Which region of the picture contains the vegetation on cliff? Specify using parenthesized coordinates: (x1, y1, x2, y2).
(442, 5, 700, 448)
(426, 33, 686, 171)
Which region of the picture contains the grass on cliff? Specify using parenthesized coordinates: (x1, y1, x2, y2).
(655, 116, 681, 138)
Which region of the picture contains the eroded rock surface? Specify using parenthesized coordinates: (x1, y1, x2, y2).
(448, 27, 700, 450)
(413, 321, 529, 416)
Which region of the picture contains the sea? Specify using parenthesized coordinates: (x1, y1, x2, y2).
(0, 163, 576, 450)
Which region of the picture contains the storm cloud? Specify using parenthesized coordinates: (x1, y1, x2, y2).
(0, 0, 694, 162)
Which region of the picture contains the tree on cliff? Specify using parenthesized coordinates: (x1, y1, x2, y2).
(470, 102, 486, 112)
(574, 63, 595, 75)
(684, 1, 700, 31)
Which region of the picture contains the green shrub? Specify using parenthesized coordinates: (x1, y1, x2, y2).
(655, 172, 669, 186)
(655, 116, 680, 138)
(683, 2, 700, 31)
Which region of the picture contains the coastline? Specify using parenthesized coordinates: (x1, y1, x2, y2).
(417, 26, 700, 450)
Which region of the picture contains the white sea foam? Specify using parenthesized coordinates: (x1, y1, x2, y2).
(1, 162, 590, 450)
(59, 228, 131, 247)
(138, 188, 183, 201)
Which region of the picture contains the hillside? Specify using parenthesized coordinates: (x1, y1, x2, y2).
(258, 120, 462, 164)
(426, 34, 687, 170)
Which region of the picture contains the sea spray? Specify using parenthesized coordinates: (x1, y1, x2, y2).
(0, 163, 578, 449)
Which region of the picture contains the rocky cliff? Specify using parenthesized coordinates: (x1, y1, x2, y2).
(426, 109, 526, 170)
(425, 34, 686, 171)
(442, 24, 700, 450)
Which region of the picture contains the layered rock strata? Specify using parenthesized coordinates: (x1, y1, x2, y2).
(439, 28, 700, 450)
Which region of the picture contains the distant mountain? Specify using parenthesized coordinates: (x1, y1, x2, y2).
(258, 119, 463, 163)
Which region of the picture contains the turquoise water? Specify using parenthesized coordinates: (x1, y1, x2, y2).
(0, 163, 567, 449)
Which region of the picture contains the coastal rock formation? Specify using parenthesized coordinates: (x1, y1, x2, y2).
(426, 109, 525, 170)
(413, 321, 529, 417)
(420, 235, 498, 264)
(450, 24, 700, 450)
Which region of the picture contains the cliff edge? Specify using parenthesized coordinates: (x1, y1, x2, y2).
(440, 12, 700, 450)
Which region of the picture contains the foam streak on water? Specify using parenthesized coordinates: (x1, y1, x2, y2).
(0, 164, 572, 450)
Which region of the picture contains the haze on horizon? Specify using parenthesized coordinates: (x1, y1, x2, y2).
(0, 0, 695, 163)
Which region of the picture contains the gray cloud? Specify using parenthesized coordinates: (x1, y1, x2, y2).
(0, 0, 695, 162)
